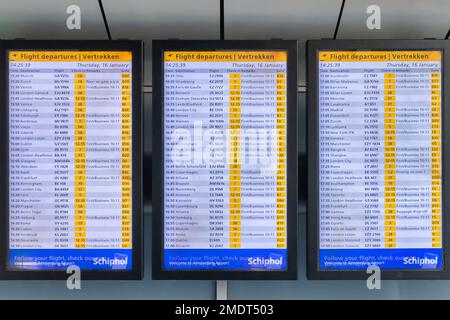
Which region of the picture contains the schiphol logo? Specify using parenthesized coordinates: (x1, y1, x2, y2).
(248, 255, 283, 269)
(93, 254, 128, 270)
(403, 253, 438, 269)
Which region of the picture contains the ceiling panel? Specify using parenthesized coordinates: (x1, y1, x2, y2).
(339, 0, 450, 39)
(0, 0, 107, 39)
(225, 0, 343, 85)
(103, 0, 220, 84)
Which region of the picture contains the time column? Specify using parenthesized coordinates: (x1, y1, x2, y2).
(121, 73, 132, 249)
(74, 73, 87, 249)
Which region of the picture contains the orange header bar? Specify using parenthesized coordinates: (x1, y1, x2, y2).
(9, 51, 132, 62)
(319, 50, 441, 62)
(164, 51, 287, 62)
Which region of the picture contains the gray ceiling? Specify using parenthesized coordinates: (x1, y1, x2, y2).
(0, 0, 448, 85)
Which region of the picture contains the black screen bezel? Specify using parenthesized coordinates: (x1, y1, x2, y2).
(152, 40, 298, 280)
(0, 40, 143, 280)
(307, 39, 450, 280)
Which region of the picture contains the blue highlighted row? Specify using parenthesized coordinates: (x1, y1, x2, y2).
(320, 248, 443, 270)
(9, 249, 132, 270)
(164, 249, 287, 270)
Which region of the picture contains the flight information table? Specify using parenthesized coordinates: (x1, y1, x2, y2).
(8, 51, 133, 270)
(318, 51, 442, 270)
(163, 51, 288, 270)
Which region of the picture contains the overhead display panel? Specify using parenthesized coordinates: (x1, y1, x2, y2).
(0, 40, 143, 280)
(307, 40, 450, 279)
(153, 40, 298, 280)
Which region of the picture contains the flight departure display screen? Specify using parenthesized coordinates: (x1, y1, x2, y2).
(318, 50, 442, 270)
(162, 50, 288, 271)
(8, 50, 133, 270)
